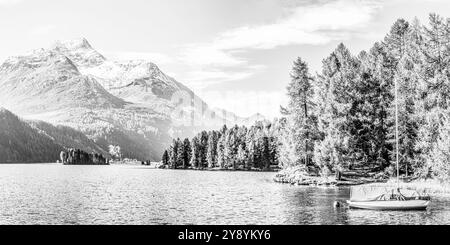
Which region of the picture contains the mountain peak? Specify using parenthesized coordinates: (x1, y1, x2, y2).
(53, 38, 93, 51)
(51, 38, 106, 67)
(0, 107, 17, 120)
(0, 107, 10, 113)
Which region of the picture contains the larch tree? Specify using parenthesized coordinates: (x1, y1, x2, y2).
(162, 150, 169, 166)
(206, 131, 219, 168)
(180, 138, 192, 169)
(190, 136, 200, 169)
(279, 57, 317, 168)
(415, 14, 450, 178)
(217, 134, 226, 169)
(384, 19, 423, 175)
(313, 44, 358, 175)
(199, 131, 209, 169)
(357, 43, 394, 171)
(169, 139, 180, 169)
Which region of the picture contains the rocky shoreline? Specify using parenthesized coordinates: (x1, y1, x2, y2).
(273, 166, 388, 187)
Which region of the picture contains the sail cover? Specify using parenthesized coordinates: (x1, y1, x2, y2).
(349, 185, 427, 202)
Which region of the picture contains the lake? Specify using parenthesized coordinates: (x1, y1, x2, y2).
(0, 164, 449, 225)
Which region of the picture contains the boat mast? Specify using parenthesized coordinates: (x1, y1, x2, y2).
(395, 75, 400, 189)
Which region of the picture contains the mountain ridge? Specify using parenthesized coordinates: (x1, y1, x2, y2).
(0, 38, 264, 162)
(0, 107, 109, 163)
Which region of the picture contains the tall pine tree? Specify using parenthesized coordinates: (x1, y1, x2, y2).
(279, 57, 317, 168)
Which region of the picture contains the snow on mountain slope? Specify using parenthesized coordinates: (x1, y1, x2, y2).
(52, 38, 106, 67)
(54, 39, 245, 128)
(0, 41, 171, 161)
(0, 49, 124, 114)
(53, 39, 190, 113)
(0, 38, 261, 161)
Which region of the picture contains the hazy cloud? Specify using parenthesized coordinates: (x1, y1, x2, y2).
(104, 51, 174, 65)
(213, 0, 380, 50)
(198, 90, 288, 118)
(28, 25, 58, 38)
(180, 0, 382, 88)
(0, 0, 22, 5)
(184, 65, 266, 91)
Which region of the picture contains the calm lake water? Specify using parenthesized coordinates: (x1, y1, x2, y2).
(0, 164, 449, 225)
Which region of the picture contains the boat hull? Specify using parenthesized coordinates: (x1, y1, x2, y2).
(347, 200, 430, 211)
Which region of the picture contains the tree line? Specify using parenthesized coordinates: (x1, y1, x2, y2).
(162, 122, 280, 170)
(280, 14, 450, 181)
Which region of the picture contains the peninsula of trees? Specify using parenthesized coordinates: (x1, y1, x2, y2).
(162, 14, 450, 183)
(162, 123, 280, 171)
(278, 14, 450, 182)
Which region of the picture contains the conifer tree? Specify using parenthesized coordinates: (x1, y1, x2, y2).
(169, 139, 180, 169)
(415, 14, 450, 177)
(217, 134, 226, 169)
(237, 144, 247, 169)
(280, 57, 317, 167)
(357, 43, 395, 170)
(206, 131, 219, 168)
(162, 150, 169, 166)
(190, 136, 200, 168)
(260, 136, 271, 170)
(178, 138, 191, 169)
(313, 44, 358, 174)
(199, 131, 209, 169)
(384, 19, 410, 61)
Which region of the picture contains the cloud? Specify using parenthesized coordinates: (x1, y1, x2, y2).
(181, 46, 246, 67)
(28, 25, 58, 38)
(221, 0, 380, 50)
(104, 51, 174, 65)
(198, 90, 288, 119)
(180, 0, 382, 88)
(184, 65, 266, 91)
(0, 0, 22, 5)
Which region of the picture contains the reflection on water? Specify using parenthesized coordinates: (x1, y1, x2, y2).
(0, 164, 449, 225)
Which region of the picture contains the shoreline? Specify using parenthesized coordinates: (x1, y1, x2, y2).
(273, 166, 387, 187)
(273, 166, 450, 197)
(383, 179, 450, 197)
(160, 166, 281, 173)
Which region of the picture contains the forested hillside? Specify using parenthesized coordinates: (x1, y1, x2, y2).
(0, 108, 63, 163)
(0, 108, 109, 163)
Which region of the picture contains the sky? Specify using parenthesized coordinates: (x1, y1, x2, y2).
(1, 0, 450, 119)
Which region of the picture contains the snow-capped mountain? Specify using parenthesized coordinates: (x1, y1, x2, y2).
(0, 39, 172, 161)
(49, 38, 201, 115)
(0, 38, 257, 161)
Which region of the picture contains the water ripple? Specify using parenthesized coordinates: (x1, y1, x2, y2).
(0, 164, 449, 225)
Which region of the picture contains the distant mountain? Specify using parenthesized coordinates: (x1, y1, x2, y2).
(212, 109, 267, 127)
(240, 113, 267, 126)
(0, 108, 62, 163)
(0, 108, 106, 163)
(27, 120, 108, 156)
(0, 38, 259, 161)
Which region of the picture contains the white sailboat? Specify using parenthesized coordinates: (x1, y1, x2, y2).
(346, 71, 431, 211)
